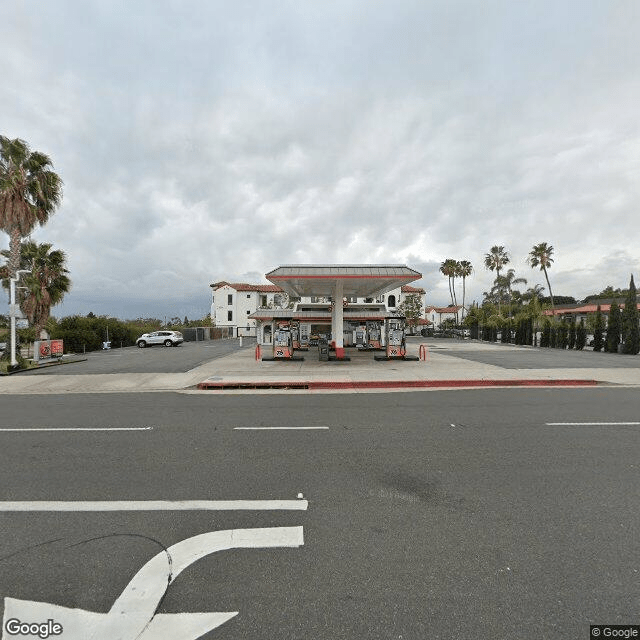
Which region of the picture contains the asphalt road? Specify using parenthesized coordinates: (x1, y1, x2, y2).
(25, 338, 256, 375)
(410, 336, 640, 369)
(1, 388, 639, 639)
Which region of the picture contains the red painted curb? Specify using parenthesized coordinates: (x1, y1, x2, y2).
(196, 379, 599, 390)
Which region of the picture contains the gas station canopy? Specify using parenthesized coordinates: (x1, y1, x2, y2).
(265, 265, 422, 299)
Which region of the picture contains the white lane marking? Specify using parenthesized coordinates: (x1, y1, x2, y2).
(233, 427, 328, 431)
(3, 526, 304, 640)
(0, 500, 308, 511)
(546, 422, 640, 426)
(0, 427, 153, 432)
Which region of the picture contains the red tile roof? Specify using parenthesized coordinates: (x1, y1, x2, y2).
(401, 285, 426, 293)
(544, 303, 640, 315)
(212, 283, 284, 293)
(425, 305, 462, 313)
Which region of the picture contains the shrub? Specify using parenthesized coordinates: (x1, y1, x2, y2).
(575, 321, 586, 350)
(593, 305, 605, 352)
(622, 275, 640, 355)
(605, 301, 621, 353)
(568, 320, 576, 350)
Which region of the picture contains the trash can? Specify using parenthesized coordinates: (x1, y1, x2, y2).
(318, 338, 329, 361)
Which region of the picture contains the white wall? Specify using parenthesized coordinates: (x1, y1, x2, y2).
(211, 286, 281, 336)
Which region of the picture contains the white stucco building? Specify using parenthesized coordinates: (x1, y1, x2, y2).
(424, 305, 464, 328)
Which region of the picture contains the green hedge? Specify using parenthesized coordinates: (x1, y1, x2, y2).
(48, 316, 163, 353)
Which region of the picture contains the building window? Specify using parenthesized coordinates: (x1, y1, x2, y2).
(247, 294, 251, 298)
(228, 310, 233, 321)
(212, 295, 215, 304)
(260, 295, 267, 307)
(246, 310, 250, 315)
(388, 295, 396, 307)
(228, 294, 233, 305)
(376, 295, 384, 303)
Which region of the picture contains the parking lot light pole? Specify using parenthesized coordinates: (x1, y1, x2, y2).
(9, 270, 31, 368)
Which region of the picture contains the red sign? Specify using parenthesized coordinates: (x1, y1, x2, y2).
(38, 340, 64, 359)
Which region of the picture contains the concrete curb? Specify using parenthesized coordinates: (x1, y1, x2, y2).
(196, 379, 600, 391)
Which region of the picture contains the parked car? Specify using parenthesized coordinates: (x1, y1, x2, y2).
(136, 331, 183, 348)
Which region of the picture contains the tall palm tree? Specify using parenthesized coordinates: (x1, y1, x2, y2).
(440, 259, 458, 308)
(527, 242, 555, 311)
(0, 137, 62, 277)
(1, 241, 70, 337)
(457, 260, 473, 320)
(484, 246, 510, 315)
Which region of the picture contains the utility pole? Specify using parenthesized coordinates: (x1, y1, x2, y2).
(9, 270, 31, 368)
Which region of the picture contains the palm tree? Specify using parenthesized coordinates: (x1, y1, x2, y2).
(527, 242, 555, 311)
(1, 241, 70, 338)
(522, 284, 545, 302)
(502, 268, 527, 316)
(0, 137, 62, 277)
(484, 246, 510, 315)
(457, 260, 473, 320)
(440, 259, 458, 308)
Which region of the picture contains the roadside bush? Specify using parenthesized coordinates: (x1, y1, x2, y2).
(605, 301, 621, 353)
(593, 305, 605, 352)
(575, 321, 586, 350)
(622, 275, 640, 355)
(500, 319, 511, 343)
(49, 315, 158, 353)
(558, 320, 568, 349)
(568, 320, 576, 350)
(541, 321, 551, 348)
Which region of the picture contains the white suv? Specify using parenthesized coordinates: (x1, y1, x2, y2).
(136, 331, 184, 348)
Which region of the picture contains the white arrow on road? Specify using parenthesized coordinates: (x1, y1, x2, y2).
(2, 526, 304, 640)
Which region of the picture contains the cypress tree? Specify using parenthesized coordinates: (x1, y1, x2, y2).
(541, 321, 550, 347)
(593, 305, 604, 352)
(568, 319, 576, 349)
(605, 301, 621, 353)
(576, 320, 586, 350)
(559, 320, 568, 349)
(622, 275, 640, 354)
(501, 319, 510, 343)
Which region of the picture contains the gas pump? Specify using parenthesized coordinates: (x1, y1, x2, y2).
(260, 319, 304, 361)
(291, 320, 301, 350)
(374, 317, 419, 361)
(273, 321, 294, 359)
(385, 318, 406, 358)
(366, 321, 382, 349)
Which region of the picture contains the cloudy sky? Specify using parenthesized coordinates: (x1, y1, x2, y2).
(2, 1, 640, 320)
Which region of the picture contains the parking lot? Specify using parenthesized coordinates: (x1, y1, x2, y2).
(25, 337, 256, 375)
(417, 336, 640, 369)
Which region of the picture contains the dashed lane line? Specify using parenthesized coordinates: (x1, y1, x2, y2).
(0, 499, 309, 511)
(546, 422, 640, 426)
(233, 426, 329, 430)
(0, 427, 153, 432)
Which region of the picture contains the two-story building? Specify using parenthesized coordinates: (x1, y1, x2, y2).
(424, 305, 464, 329)
(210, 282, 287, 337)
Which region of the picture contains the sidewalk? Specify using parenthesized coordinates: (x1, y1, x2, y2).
(1, 340, 638, 394)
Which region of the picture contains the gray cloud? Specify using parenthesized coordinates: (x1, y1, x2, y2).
(2, 1, 640, 319)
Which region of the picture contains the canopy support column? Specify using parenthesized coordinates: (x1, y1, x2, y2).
(332, 280, 345, 359)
